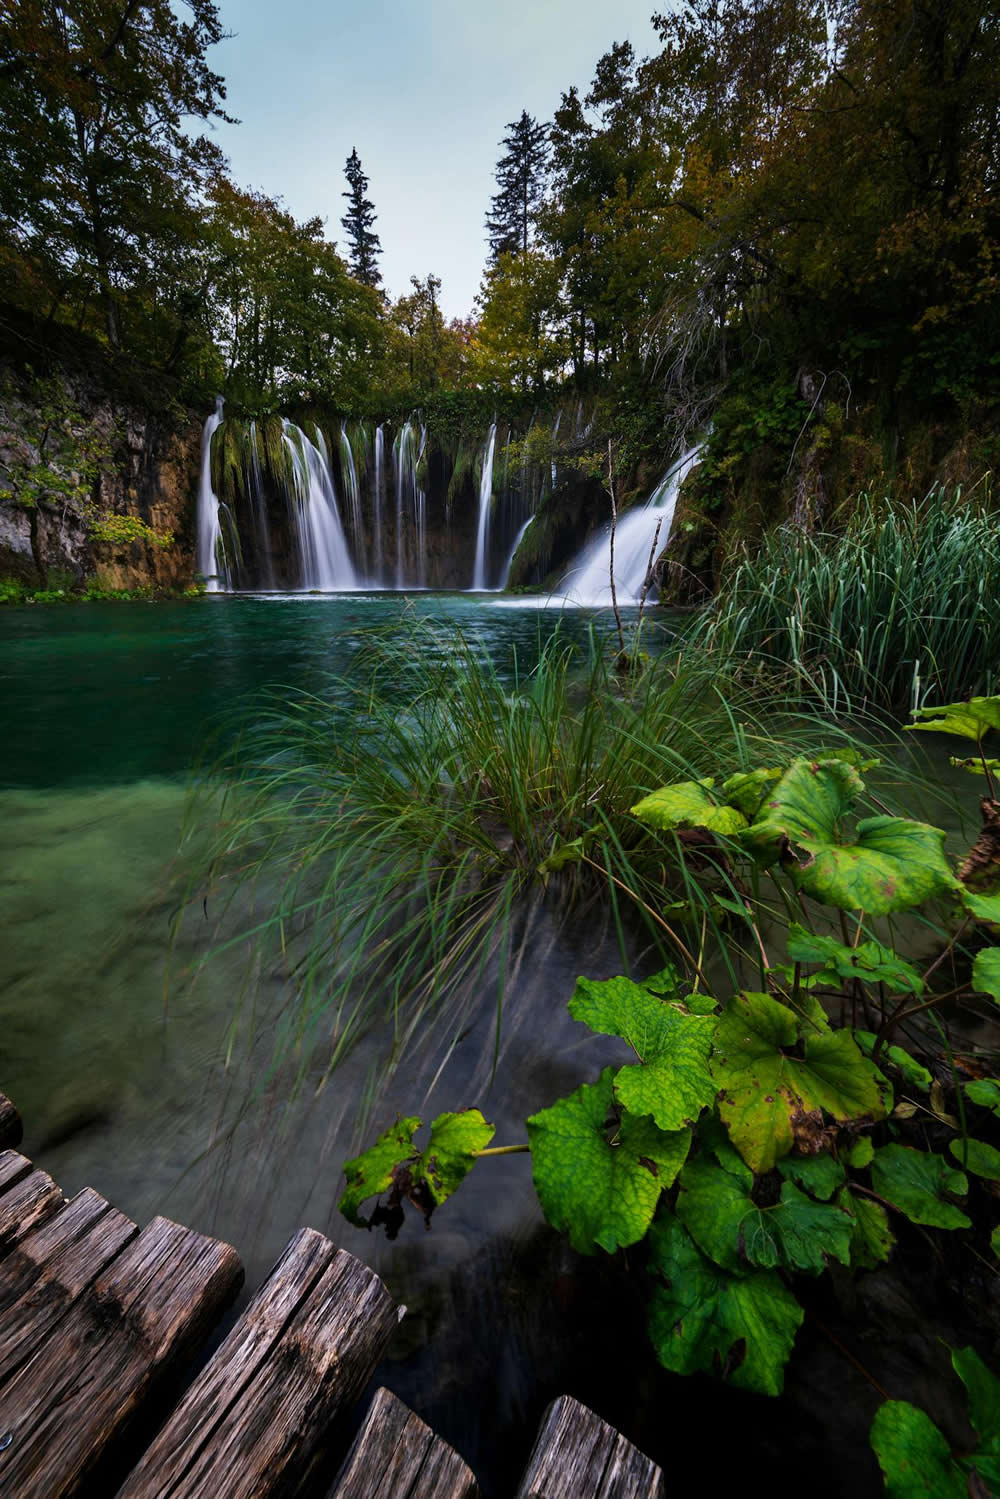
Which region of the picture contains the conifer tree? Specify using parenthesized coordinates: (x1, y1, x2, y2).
(340, 148, 382, 287)
(485, 111, 550, 264)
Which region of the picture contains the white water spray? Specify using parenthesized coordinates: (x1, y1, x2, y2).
(559, 445, 701, 607)
(373, 424, 385, 584)
(282, 422, 358, 591)
(471, 423, 497, 590)
(196, 397, 226, 591)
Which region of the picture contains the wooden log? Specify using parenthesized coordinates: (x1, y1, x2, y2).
(0, 1214, 242, 1498)
(328, 1386, 481, 1499)
(0, 1095, 23, 1149)
(0, 1188, 138, 1388)
(514, 1396, 664, 1499)
(0, 1151, 64, 1254)
(118, 1227, 399, 1499)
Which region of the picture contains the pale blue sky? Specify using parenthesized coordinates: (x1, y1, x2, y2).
(208, 1, 662, 318)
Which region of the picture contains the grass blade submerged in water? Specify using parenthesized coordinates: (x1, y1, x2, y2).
(181, 623, 862, 1100)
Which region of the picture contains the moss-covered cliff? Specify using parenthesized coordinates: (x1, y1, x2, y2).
(0, 360, 200, 594)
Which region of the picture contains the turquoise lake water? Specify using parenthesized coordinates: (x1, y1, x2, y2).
(1, 593, 979, 1496)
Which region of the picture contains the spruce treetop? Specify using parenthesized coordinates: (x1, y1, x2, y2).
(341, 147, 383, 288)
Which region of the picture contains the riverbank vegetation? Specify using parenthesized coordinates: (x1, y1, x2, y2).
(699, 489, 1000, 713)
(338, 696, 1000, 1494)
(187, 625, 867, 1097)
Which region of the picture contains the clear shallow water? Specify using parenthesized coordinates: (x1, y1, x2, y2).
(0, 593, 685, 1494)
(0, 593, 969, 1495)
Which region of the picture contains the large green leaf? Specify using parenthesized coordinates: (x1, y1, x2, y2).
(721, 767, 782, 819)
(646, 1214, 803, 1396)
(630, 778, 748, 835)
(962, 889, 1000, 924)
(527, 1068, 690, 1255)
(568, 973, 717, 1131)
(677, 1153, 852, 1274)
(972, 948, 1000, 1003)
(948, 1136, 1000, 1181)
(339, 1115, 421, 1226)
(711, 992, 887, 1172)
(786, 924, 923, 994)
(743, 759, 956, 914)
(953, 1347, 1000, 1488)
(871, 1144, 970, 1229)
(797, 817, 957, 916)
(415, 1110, 496, 1207)
(837, 1186, 894, 1268)
(777, 1151, 846, 1200)
(966, 1078, 1000, 1116)
(908, 696, 1000, 742)
(870, 1401, 965, 1498)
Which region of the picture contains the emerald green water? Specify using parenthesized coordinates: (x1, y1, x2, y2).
(0, 595, 978, 1496)
(1, 593, 602, 788)
(1, 593, 667, 1494)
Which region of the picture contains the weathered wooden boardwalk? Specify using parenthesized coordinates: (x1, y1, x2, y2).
(0, 1094, 663, 1497)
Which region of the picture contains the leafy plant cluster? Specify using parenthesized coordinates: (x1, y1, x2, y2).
(0, 578, 201, 605)
(341, 695, 1000, 1491)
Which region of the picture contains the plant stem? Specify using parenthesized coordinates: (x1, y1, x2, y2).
(474, 1144, 530, 1157)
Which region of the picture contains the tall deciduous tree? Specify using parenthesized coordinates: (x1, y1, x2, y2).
(0, 0, 231, 364)
(485, 110, 550, 263)
(340, 147, 382, 288)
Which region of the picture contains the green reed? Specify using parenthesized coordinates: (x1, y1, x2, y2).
(701, 489, 1000, 713)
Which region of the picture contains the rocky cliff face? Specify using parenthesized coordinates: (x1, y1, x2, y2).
(0, 361, 200, 592)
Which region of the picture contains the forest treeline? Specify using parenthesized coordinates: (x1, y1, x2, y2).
(1, 1, 998, 451)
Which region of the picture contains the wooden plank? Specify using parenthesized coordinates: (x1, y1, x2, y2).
(0, 1188, 138, 1387)
(118, 1227, 399, 1499)
(0, 1214, 242, 1498)
(0, 1153, 64, 1254)
(514, 1396, 664, 1499)
(329, 1386, 481, 1498)
(0, 1094, 23, 1149)
(0, 1150, 32, 1194)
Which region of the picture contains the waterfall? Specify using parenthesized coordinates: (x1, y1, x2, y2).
(282, 421, 358, 591)
(550, 409, 562, 490)
(247, 420, 275, 589)
(415, 425, 428, 587)
(393, 420, 427, 588)
(499, 516, 534, 589)
(559, 445, 701, 607)
(471, 423, 497, 590)
(196, 397, 227, 591)
(339, 423, 364, 572)
(373, 424, 385, 585)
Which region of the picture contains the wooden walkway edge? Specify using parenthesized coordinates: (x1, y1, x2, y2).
(0, 1094, 663, 1498)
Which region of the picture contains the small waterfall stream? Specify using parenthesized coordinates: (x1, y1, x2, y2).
(373, 425, 385, 585)
(282, 422, 357, 591)
(339, 424, 365, 575)
(196, 397, 226, 590)
(499, 516, 534, 589)
(559, 445, 701, 606)
(247, 421, 275, 590)
(471, 423, 497, 590)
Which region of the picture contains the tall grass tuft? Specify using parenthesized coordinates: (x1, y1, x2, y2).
(701, 489, 1000, 713)
(184, 625, 841, 1095)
